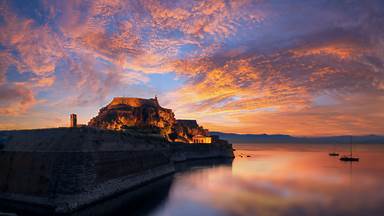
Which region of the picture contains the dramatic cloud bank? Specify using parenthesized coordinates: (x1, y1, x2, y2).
(0, 0, 383, 135)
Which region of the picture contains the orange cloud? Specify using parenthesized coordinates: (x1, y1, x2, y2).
(0, 15, 64, 75)
(202, 93, 384, 136)
(0, 83, 37, 116)
(0, 0, 382, 135)
(32, 76, 56, 88)
(292, 46, 354, 59)
(161, 34, 383, 135)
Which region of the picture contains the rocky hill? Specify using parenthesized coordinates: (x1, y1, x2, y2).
(88, 97, 208, 142)
(88, 97, 176, 139)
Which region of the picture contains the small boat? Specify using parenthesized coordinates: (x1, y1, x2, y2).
(328, 143, 339, 156)
(340, 136, 359, 162)
(340, 156, 359, 161)
(329, 152, 339, 156)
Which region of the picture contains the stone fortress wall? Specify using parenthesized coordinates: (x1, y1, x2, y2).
(0, 127, 174, 213)
(0, 128, 233, 214)
(0, 97, 234, 214)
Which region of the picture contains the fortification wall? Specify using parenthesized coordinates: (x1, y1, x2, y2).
(0, 128, 233, 214)
(0, 150, 170, 194)
(170, 142, 234, 162)
(0, 128, 173, 213)
(0, 127, 169, 152)
(0, 150, 174, 213)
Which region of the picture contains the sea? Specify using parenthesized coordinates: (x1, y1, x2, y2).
(129, 143, 384, 216)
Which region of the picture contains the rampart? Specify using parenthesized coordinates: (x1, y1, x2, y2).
(0, 127, 233, 214)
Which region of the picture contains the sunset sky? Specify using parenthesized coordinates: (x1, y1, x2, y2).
(0, 0, 383, 136)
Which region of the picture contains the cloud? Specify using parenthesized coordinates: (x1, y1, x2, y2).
(31, 76, 56, 87)
(0, 0, 383, 134)
(0, 83, 37, 115)
(161, 4, 384, 135)
(206, 93, 384, 136)
(0, 12, 64, 75)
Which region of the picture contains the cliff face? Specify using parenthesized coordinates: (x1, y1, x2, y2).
(88, 97, 176, 138)
(88, 97, 208, 142)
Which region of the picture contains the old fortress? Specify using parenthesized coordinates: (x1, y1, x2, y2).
(70, 97, 219, 144)
(0, 96, 233, 214)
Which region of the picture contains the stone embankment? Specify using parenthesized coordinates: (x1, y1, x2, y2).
(0, 127, 233, 214)
(170, 142, 234, 162)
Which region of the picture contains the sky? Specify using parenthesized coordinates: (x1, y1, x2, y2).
(0, 0, 383, 136)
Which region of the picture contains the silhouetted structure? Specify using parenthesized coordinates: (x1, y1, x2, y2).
(0, 97, 234, 214)
(70, 113, 77, 128)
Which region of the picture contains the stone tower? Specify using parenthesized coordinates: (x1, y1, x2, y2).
(70, 114, 77, 128)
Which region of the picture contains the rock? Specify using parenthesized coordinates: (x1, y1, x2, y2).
(88, 97, 175, 138)
(88, 97, 208, 142)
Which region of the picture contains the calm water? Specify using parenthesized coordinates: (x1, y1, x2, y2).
(139, 143, 384, 216)
(3, 144, 384, 216)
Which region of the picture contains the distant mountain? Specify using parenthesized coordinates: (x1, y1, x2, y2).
(211, 132, 384, 144)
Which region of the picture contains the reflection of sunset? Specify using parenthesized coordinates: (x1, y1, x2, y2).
(152, 144, 384, 216)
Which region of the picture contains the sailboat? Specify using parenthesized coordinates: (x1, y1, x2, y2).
(340, 136, 359, 162)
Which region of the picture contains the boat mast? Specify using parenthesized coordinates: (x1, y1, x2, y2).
(350, 136, 352, 157)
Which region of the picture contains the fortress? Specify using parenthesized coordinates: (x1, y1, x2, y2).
(88, 97, 215, 144)
(0, 97, 233, 214)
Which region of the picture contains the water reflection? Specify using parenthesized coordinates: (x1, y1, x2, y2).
(69, 175, 174, 216)
(71, 158, 233, 216)
(148, 144, 384, 216)
(3, 144, 384, 216)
